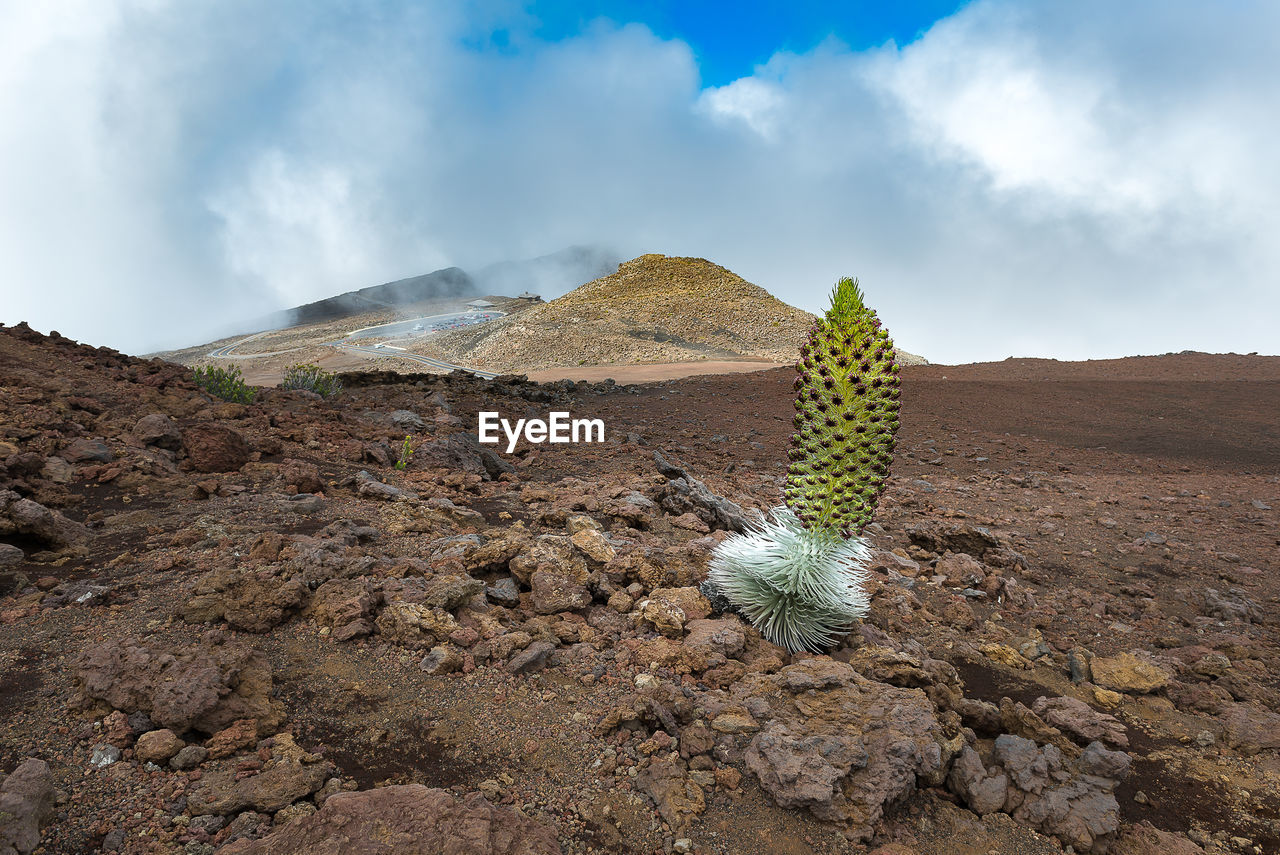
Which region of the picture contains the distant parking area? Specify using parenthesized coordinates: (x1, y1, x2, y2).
(343, 311, 503, 341)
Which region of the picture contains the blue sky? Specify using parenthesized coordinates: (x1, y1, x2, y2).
(518, 1, 970, 85)
(0, 0, 1277, 362)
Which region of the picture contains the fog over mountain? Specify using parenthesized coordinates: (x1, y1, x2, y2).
(1, 1, 1277, 361)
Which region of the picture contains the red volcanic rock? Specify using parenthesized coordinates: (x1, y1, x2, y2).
(217, 785, 562, 855)
(72, 636, 283, 736)
(181, 424, 251, 472)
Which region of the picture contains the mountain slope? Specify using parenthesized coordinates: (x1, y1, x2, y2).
(430, 254, 819, 372)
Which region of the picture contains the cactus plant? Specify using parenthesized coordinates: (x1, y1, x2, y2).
(706, 277, 900, 651)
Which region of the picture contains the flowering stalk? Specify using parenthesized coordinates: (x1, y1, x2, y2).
(706, 278, 900, 651)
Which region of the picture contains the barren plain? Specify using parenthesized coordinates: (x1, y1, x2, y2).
(1, 322, 1277, 855)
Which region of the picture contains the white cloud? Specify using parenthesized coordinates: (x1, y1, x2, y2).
(0, 0, 1276, 361)
(698, 77, 786, 139)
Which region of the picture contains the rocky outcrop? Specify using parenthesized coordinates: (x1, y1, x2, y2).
(72, 636, 283, 736)
(188, 741, 333, 816)
(735, 659, 959, 841)
(216, 785, 562, 855)
(0, 490, 89, 550)
(416, 434, 513, 481)
(182, 569, 307, 632)
(947, 735, 1130, 854)
(654, 451, 749, 533)
(0, 759, 55, 855)
(133, 413, 181, 450)
(181, 424, 251, 472)
(1031, 696, 1128, 748)
(1089, 653, 1172, 694)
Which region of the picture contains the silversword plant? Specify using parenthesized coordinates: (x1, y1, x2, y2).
(706, 277, 900, 651)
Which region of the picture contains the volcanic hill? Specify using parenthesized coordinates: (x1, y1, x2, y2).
(430, 253, 903, 373)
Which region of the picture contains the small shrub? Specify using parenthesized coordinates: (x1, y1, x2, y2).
(395, 435, 414, 470)
(280, 363, 343, 398)
(192, 364, 255, 403)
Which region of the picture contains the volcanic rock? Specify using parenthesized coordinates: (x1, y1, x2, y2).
(188, 755, 333, 816)
(62, 438, 113, 463)
(738, 659, 958, 841)
(279, 458, 324, 494)
(654, 451, 749, 533)
(947, 735, 1130, 853)
(1090, 653, 1172, 694)
(134, 729, 184, 764)
(0, 490, 89, 550)
(637, 758, 706, 832)
(72, 636, 283, 736)
(133, 414, 181, 450)
(354, 470, 417, 501)
(508, 641, 556, 674)
(216, 785, 562, 855)
(0, 758, 55, 855)
(181, 424, 251, 472)
(1219, 702, 1280, 755)
(182, 569, 306, 632)
(1031, 696, 1128, 748)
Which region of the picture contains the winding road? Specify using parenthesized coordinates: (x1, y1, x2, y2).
(207, 310, 504, 379)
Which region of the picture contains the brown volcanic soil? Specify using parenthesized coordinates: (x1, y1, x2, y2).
(1, 324, 1278, 855)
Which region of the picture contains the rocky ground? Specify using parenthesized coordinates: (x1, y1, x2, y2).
(1, 321, 1277, 855)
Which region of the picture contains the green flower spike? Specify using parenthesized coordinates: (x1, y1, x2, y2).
(706, 277, 900, 652)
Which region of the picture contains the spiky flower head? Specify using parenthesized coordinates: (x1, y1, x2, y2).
(705, 277, 898, 652)
(785, 277, 899, 537)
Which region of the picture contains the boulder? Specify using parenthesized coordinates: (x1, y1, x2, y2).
(636, 758, 705, 832)
(355, 470, 417, 502)
(947, 735, 1130, 854)
(416, 435, 513, 481)
(0, 570, 28, 599)
(1219, 702, 1280, 755)
(737, 659, 959, 841)
(189, 756, 333, 816)
(181, 424, 251, 473)
(62, 438, 113, 463)
(1090, 653, 1172, 694)
(216, 785, 561, 855)
(1112, 822, 1207, 855)
(305, 578, 378, 640)
(509, 536, 587, 587)
(529, 571, 591, 614)
(375, 602, 459, 647)
(508, 641, 556, 675)
(0, 758, 55, 855)
(0, 544, 24, 568)
(183, 569, 306, 632)
(569, 528, 615, 564)
(134, 729, 184, 764)
(133, 414, 181, 450)
(279, 459, 324, 494)
(1031, 696, 1128, 748)
(904, 520, 1002, 557)
(72, 636, 283, 736)
(205, 719, 259, 759)
(934, 552, 985, 586)
(420, 646, 464, 676)
(653, 451, 749, 533)
(0, 490, 89, 550)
